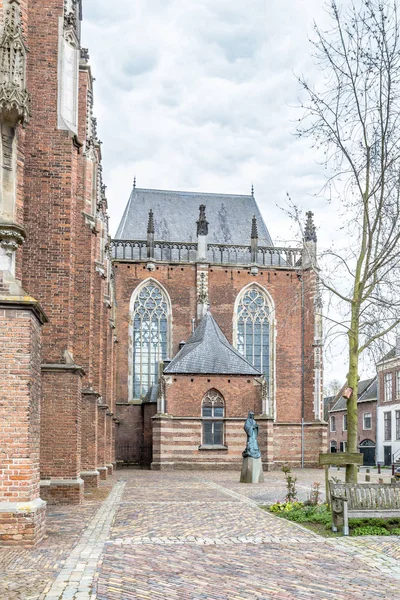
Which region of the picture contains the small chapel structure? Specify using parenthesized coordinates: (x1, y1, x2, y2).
(112, 186, 327, 469)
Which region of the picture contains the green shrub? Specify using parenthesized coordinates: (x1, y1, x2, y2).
(391, 528, 400, 535)
(387, 518, 400, 526)
(349, 517, 391, 530)
(351, 526, 390, 536)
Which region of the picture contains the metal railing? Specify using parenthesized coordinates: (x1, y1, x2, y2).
(111, 239, 304, 269)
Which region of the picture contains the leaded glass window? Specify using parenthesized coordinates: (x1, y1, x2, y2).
(132, 284, 168, 398)
(202, 390, 225, 446)
(237, 287, 270, 378)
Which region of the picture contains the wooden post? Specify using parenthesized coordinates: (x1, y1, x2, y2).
(325, 465, 330, 509)
(319, 453, 363, 507)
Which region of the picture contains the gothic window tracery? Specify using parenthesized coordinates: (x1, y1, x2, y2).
(132, 283, 169, 399)
(201, 389, 224, 446)
(236, 287, 270, 379)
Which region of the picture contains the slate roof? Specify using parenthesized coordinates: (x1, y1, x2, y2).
(164, 311, 261, 376)
(116, 187, 273, 246)
(330, 377, 377, 412)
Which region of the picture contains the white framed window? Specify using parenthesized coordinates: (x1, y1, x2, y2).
(330, 415, 336, 432)
(330, 440, 337, 453)
(396, 411, 400, 441)
(384, 411, 392, 441)
(201, 389, 225, 446)
(384, 373, 393, 402)
(343, 414, 347, 431)
(340, 441, 347, 452)
(396, 372, 400, 399)
(363, 413, 372, 430)
(131, 282, 169, 399)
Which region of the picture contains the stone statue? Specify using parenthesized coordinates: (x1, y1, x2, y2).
(242, 411, 261, 459)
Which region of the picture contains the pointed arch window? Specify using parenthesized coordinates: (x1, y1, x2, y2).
(202, 389, 225, 446)
(236, 287, 270, 379)
(132, 283, 169, 399)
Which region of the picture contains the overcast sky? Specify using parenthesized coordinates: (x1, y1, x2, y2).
(82, 0, 358, 384)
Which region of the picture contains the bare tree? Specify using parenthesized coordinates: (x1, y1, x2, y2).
(298, 0, 400, 481)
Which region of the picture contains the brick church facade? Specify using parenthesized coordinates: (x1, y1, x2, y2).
(112, 188, 327, 471)
(0, 0, 326, 548)
(0, 1, 116, 546)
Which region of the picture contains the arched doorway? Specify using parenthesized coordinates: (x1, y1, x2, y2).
(359, 439, 376, 466)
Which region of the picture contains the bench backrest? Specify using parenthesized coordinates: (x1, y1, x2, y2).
(329, 482, 400, 510)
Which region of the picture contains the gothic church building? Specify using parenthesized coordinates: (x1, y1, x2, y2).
(112, 187, 326, 470)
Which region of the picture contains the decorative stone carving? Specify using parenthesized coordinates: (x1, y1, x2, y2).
(197, 272, 209, 304)
(63, 0, 81, 45)
(197, 204, 209, 236)
(0, 0, 31, 125)
(0, 221, 25, 253)
(0, 221, 25, 273)
(304, 211, 317, 243)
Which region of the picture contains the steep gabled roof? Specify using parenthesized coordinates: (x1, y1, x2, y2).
(116, 187, 273, 246)
(164, 312, 261, 376)
(330, 377, 377, 413)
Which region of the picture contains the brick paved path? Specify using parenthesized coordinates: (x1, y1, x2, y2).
(1, 470, 400, 599)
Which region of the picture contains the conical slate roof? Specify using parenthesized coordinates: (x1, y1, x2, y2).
(164, 312, 261, 376)
(116, 187, 273, 246)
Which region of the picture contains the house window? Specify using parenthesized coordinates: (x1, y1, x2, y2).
(396, 411, 400, 441)
(343, 414, 347, 431)
(236, 287, 271, 379)
(330, 440, 337, 453)
(397, 372, 400, 399)
(340, 441, 347, 452)
(363, 413, 372, 430)
(132, 283, 169, 398)
(384, 411, 392, 441)
(330, 415, 336, 432)
(384, 373, 393, 402)
(202, 389, 225, 446)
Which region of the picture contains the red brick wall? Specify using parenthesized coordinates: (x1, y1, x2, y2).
(81, 393, 98, 471)
(40, 368, 82, 479)
(114, 263, 317, 425)
(0, 308, 42, 502)
(166, 375, 262, 417)
(23, 0, 80, 361)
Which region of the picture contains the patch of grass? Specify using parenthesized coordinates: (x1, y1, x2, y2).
(265, 502, 400, 537)
(350, 526, 390, 536)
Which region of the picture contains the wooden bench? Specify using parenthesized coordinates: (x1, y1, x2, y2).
(329, 481, 400, 536)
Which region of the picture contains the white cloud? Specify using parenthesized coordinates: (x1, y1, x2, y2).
(82, 0, 359, 383)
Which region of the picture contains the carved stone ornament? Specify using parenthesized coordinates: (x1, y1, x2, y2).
(304, 211, 317, 243)
(0, 221, 26, 255)
(63, 0, 81, 48)
(197, 204, 209, 236)
(0, 0, 31, 125)
(197, 272, 209, 304)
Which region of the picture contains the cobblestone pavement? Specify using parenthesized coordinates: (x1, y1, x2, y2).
(1, 469, 400, 599)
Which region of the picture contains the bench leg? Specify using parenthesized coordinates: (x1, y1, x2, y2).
(332, 512, 338, 533)
(343, 502, 349, 536)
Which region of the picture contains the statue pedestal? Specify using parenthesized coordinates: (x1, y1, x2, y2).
(240, 457, 264, 484)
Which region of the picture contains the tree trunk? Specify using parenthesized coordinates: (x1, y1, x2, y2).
(346, 306, 360, 483)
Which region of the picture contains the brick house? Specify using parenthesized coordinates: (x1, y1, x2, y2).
(0, 0, 116, 546)
(376, 344, 400, 466)
(112, 188, 327, 470)
(328, 378, 377, 465)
